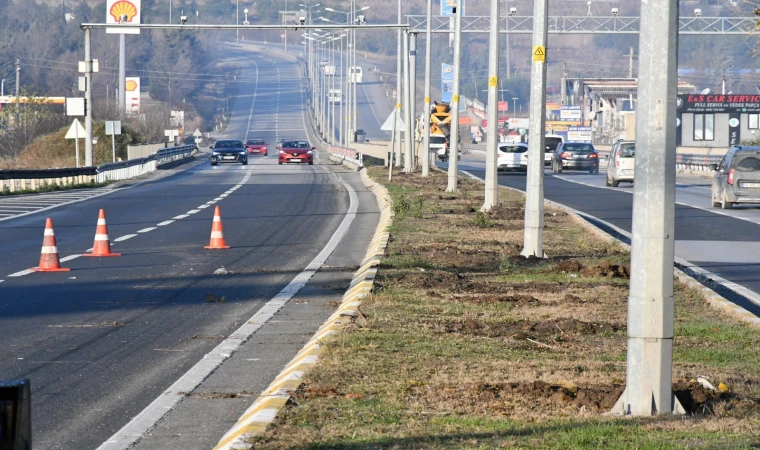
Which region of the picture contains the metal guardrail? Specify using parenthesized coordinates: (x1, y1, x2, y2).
(0, 144, 195, 193)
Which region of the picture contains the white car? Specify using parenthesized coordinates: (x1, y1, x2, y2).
(605, 140, 635, 187)
(497, 143, 529, 172)
(524, 134, 564, 166)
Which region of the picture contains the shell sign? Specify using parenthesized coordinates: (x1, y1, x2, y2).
(106, 0, 141, 34)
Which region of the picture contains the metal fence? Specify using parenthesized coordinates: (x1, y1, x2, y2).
(0, 145, 195, 193)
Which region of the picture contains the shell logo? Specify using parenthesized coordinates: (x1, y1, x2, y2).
(443, 66, 453, 73)
(125, 79, 138, 91)
(110, 0, 138, 23)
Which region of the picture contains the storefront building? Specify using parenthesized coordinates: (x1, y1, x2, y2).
(677, 94, 760, 147)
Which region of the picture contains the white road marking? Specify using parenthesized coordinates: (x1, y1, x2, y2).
(60, 255, 81, 263)
(0, 188, 121, 223)
(97, 66, 358, 450)
(198, 205, 210, 209)
(0, 280, 4, 284)
(172, 214, 189, 219)
(187, 210, 200, 214)
(137, 227, 157, 233)
(157, 220, 174, 226)
(114, 234, 137, 242)
(8, 269, 33, 277)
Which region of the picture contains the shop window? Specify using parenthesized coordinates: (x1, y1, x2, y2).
(694, 114, 714, 141)
(749, 114, 759, 129)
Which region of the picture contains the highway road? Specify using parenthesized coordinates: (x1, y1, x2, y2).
(444, 154, 760, 314)
(0, 45, 379, 450)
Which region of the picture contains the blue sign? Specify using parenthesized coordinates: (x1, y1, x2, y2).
(441, 0, 465, 16)
(441, 63, 454, 103)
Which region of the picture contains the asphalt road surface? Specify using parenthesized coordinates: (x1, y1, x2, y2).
(0, 44, 379, 450)
(443, 153, 760, 315)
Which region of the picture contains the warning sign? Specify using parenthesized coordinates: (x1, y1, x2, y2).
(452, 94, 459, 103)
(489, 76, 498, 87)
(533, 46, 546, 63)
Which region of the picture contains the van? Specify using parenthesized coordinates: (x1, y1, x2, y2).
(710, 146, 760, 209)
(526, 134, 564, 166)
(605, 140, 635, 187)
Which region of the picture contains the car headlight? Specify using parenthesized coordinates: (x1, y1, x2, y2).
(239, 151, 246, 155)
(279, 150, 286, 155)
(212, 151, 219, 156)
(307, 150, 313, 155)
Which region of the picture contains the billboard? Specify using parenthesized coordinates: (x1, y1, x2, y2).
(497, 101, 508, 112)
(125, 77, 140, 115)
(560, 105, 582, 121)
(107, 0, 141, 34)
(567, 126, 593, 143)
(441, 64, 454, 103)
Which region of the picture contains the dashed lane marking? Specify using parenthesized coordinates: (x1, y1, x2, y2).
(137, 227, 157, 233)
(8, 269, 33, 278)
(60, 255, 81, 263)
(172, 214, 189, 220)
(157, 220, 175, 226)
(114, 234, 137, 242)
(187, 210, 200, 214)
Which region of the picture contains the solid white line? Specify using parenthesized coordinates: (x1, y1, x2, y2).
(96, 178, 360, 450)
(114, 234, 137, 242)
(172, 214, 189, 219)
(59, 255, 81, 263)
(8, 269, 33, 277)
(137, 227, 157, 233)
(157, 220, 174, 226)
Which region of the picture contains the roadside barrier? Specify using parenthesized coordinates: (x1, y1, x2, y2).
(328, 145, 362, 167)
(205, 206, 230, 249)
(31, 218, 70, 272)
(83, 209, 120, 257)
(0, 145, 196, 193)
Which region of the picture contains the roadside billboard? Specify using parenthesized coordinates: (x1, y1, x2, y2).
(125, 77, 140, 115)
(560, 105, 582, 121)
(567, 126, 593, 143)
(106, 0, 141, 34)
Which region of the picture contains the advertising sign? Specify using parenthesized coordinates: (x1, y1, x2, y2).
(508, 118, 530, 129)
(497, 101, 508, 112)
(441, 63, 454, 103)
(125, 77, 140, 115)
(560, 105, 582, 121)
(677, 94, 760, 113)
(567, 126, 593, 143)
(106, 0, 141, 34)
(441, 0, 465, 16)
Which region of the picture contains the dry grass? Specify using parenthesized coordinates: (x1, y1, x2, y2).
(250, 167, 760, 449)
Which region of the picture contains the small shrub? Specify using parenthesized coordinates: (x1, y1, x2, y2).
(473, 211, 492, 228)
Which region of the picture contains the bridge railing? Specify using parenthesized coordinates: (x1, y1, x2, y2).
(0, 144, 196, 193)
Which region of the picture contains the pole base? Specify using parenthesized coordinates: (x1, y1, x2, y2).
(520, 249, 547, 259)
(608, 387, 685, 416)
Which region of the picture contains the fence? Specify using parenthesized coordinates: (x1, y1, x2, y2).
(0, 145, 195, 193)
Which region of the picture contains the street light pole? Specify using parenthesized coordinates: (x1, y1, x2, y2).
(520, 0, 548, 258)
(445, 1, 462, 192)
(421, 0, 433, 177)
(512, 97, 518, 116)
(395, 0, 403, 166)
(236, 0, 239, 47)
(403, 31, 412, 172)
(482, 0, 500, 211)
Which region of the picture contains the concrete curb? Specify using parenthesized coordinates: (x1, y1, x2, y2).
(465, 168, 760, 328)
(213, 169, 393, 450)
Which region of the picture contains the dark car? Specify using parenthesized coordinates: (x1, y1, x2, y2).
(551, 142, 599, 174)
(278, 140, 314, 165)
(245, 139, 268, 155)
(209, 139, 248, 166)
(710, 146, 760, 209)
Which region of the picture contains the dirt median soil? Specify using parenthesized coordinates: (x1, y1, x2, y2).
(249, 167, 760, 449)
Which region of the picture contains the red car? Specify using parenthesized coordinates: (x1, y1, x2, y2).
(245, 139, 268, 155)
(278, 140, 315, 165)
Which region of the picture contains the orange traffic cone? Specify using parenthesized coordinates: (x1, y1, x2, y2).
(205, 206, 230, 249)
(83, 209, 121, 257)
(31, 218, 71, 272)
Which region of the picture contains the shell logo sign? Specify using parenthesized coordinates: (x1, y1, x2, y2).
(125, 77, 140, 115)
(106, 0, 141, 34)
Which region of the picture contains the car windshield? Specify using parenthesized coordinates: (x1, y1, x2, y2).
(283, 141, 310, 149)
(499, 145, 527, 153)
(545, 137, 563, 151)
(735, 155, 760, 172)
(619, 144, 635, 158)
(246, 140, 265, 145)
(564, 144, 595, 153)
(215, 141, 243, 148)
(430, 136, 447, 144)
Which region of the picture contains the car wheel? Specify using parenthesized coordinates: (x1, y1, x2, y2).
(308, 161, 314, 165)
(242, 161, 248, 165)
(610, 178, 619, 187)
(721, 192, 734, 209)
(278, 161, 283, 165)
(211, 162, 217, 166)
(711, 189, 721, 208)
(555, 162, 562, 174)
(590, 166, 599, 175)
(605, 175, 611, 186)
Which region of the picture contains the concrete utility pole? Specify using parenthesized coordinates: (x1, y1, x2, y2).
(445, 1, 463, 192)
(403, 32, 413, 172)
(15, 57, 20, 127)
(409, 32, 418, 171)
(505, 0, 511, 79)
(421, 0, 433, 177)
(520, 0, 548, 258)
(119, 34, 126, 115)
(84, 29, 93, 166)
(395, 0, 403, 166)
(628, 47, 635, 78)
(611, 0, 684, 417)
(482, 0, 500, 211)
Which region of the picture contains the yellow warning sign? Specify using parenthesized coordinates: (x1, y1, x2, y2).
(425, 96, 430, 103)
(533, 46, 546, 62)
(397, 103, 402, 109)
(452, 94, 459, 103)
(489, 76, 498, 87)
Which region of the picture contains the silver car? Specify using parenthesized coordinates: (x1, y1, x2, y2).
(605, 140, 635, 187)
(710, 146, 760, 209)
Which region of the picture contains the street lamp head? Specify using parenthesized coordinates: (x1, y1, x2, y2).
(244, 8, 248, 14)
(324, 7, 335, 12)
(359, 6, 370, 11)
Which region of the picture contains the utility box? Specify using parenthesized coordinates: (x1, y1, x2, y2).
(354, 129, 366, 143)
(0, 379, 31, 450)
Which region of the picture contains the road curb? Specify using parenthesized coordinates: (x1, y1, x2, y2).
(465, 168, 760, 328)
(213, 168, 393, 450)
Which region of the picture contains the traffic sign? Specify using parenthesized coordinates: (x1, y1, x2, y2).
(193, 128, 202, 138)
(65, 119, 87, 139)
(533, 46, 546, 63)
(392, 89, 397, 100)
